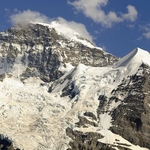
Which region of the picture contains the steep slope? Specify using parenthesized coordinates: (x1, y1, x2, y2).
(114, 47, 150, 67)
(0, 22, 118, 82)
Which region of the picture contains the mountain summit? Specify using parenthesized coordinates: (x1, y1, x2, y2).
(0, 24, 149, 150)
(115, 47, 150, 68)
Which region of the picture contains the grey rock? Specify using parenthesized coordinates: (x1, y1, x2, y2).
(108, 64, 150, 149)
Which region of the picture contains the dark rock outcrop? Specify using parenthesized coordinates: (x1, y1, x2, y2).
(0, 135, 20, 150)
(66, 127, 116, 150)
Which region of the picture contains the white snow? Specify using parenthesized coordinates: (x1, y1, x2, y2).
(0, 32, 8, 36)
(115, 47, 150, 67)
(114, 47, 150, 75)
(11, 43, 21, 52)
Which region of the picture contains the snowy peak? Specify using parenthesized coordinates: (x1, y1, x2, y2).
(114, 47, 150, 68)
(34, 21, 98, 49)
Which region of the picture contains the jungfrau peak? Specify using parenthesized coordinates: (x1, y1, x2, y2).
(0, 22, 149, 150)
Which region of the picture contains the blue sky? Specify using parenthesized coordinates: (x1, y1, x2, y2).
(0, 0, 150, 57)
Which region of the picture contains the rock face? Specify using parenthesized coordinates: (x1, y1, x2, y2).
(0, 23, 118, 82)
(66, 127, 114, 150)
(110, 64, 150, 149)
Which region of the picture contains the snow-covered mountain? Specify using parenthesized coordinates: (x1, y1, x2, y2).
(0, 22, 118, 82)
(0, 22, 150, 150)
